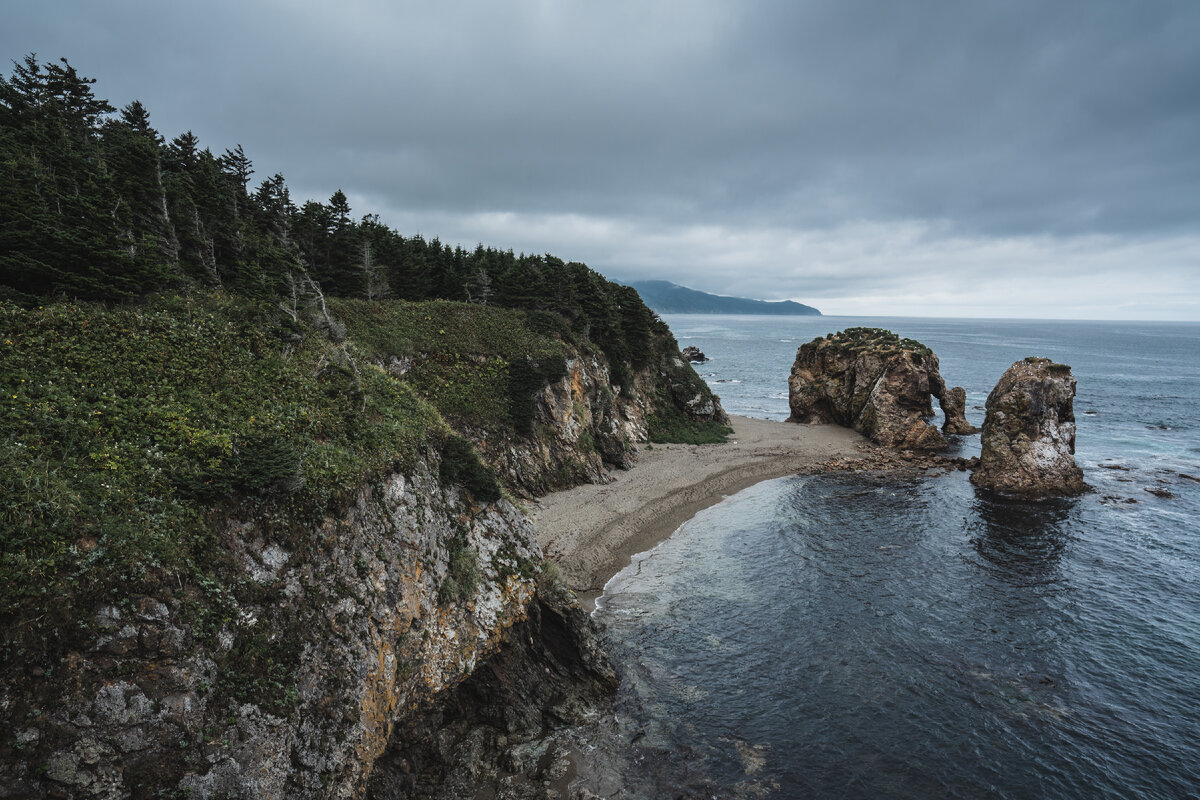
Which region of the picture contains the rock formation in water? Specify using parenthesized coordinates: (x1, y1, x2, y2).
(971, 357, 1086, 496)
(681, 345, 708, 363)
(938, 385, 977, 435)
(787, 327, 975, 449)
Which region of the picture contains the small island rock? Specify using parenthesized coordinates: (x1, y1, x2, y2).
(940, 386, 977, 435)
(787, 327, 973, 449)
(681, 345, 708, 363)
(971, 357, 1086, 497)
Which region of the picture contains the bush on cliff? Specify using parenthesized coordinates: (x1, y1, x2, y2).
(0, 293, 455, 664)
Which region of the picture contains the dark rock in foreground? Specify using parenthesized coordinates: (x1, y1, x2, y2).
(787, 328, 974, 449)
(681, 345, 708, 363)
(971, 357, 1086, 497)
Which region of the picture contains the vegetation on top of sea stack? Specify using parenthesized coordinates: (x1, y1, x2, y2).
(815, 327, 934, 357)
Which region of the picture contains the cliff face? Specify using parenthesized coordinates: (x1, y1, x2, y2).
(971, 357, 1086, 497)
(337, 299, 728, 498)
(0, 459, 606, 799)
(470, 354, 647, 496)
(787, 328, 974, 449)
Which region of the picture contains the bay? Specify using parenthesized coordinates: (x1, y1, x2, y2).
(591, 315, 1200, 799)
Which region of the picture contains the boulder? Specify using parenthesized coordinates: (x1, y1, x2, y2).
(971, 357, 1086, 496)
(787, 327, 972, 449)
(681, 345, 708, 363)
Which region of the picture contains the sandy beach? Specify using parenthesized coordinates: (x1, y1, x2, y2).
(530, 415, 873, 608)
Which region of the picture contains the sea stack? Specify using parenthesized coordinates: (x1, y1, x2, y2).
(787, 327, 974, 449)
(971, 357, 1086, 496)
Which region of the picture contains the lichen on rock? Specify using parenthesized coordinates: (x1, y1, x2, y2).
(787, 328, 974, 449)
(0, 457, 609, 799)
(971, 357, 1087, 497)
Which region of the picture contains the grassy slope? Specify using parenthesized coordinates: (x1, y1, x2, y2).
(0, 293, 451, 660)
(331, 298, 573, 434)
(0, 292, 725, 664)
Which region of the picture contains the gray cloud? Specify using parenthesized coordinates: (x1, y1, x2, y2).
(5, 0, 1200, 317)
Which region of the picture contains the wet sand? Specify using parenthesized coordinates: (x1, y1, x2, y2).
(530, 415, 871, 609)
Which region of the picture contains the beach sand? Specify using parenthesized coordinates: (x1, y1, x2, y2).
(530, 415, 872, 609)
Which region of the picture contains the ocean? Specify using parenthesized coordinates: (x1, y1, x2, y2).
(590, 315, 1200, 799)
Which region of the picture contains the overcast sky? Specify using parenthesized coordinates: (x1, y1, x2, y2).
(7, 1, 1200, 319)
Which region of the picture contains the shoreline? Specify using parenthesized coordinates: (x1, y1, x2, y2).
(530, 415, 879, 609)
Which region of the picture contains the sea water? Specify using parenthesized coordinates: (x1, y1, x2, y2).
(591, 315, 1200, 799)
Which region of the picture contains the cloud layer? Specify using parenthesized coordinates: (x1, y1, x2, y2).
(6, 0, 1200, 318)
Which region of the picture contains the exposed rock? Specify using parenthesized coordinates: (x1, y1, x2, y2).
(971, 357, 1086, 497)
(0, 457, 614, 799)
(417, 348, 726, 498)
(680, 346, 707, 363)
(787, 328, 973, 449)
(470, 354, 648, 495)
(366, 582, 618, 798)
(937, 384, 977, 435)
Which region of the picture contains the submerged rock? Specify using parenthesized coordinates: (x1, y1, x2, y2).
(971, 357, 1086, 497)
(681, 345, 708, 363)
(787, 328, 974, 449)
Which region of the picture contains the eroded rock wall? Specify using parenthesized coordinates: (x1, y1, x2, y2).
(365, 583, 618, 799)
(473, 351, 726, 497)
(971, 357, 1086, 497)
(472, 355, 650, 496)
(787, 328, 973, 449)
(0, 461, 561, 799)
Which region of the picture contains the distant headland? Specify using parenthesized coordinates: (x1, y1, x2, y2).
(628, 280, 821, 316)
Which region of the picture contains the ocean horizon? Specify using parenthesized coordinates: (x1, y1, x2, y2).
(586, 314, 1200, 799)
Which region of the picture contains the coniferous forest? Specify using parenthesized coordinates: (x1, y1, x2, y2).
(0, 55, 663, 374)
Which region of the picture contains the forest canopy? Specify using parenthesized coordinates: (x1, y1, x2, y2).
(0, 54, 667, 374)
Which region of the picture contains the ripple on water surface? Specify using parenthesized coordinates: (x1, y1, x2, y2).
(595, 471, 1200, 799)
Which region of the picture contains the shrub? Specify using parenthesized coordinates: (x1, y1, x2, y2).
(647, 414, 732, 445)
(438, 434, 502, 503)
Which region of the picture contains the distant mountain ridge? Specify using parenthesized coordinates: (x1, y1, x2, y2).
(628, 280, 821, 316)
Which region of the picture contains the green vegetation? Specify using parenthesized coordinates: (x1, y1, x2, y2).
(646, 352, 732, 444)
(647, 414, 733, 444)
(331, 298, 571, 434)
(438, 528, 481, 604)
(1023, 356, 1072, 373)
(820, 327, 933, 357)
(439, 434, 502, 503)
(0, 56, 727, 671)
(0, 293, 448, 661)
(217, 622, 303, 716)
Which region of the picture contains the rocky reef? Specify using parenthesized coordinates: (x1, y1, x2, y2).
(971, 357, 1086, 497)
(787, 328, 974, 449)
(680, 346, 707, 363)
(0, 458, 612, 799)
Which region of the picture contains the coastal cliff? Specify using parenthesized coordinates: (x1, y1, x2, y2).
(1, 461, 548, 797)
(787, 328, 973, 449)
(0, 293, 715, 798)
(332, 299, 728, 497)
(0, 60, 732, 797)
